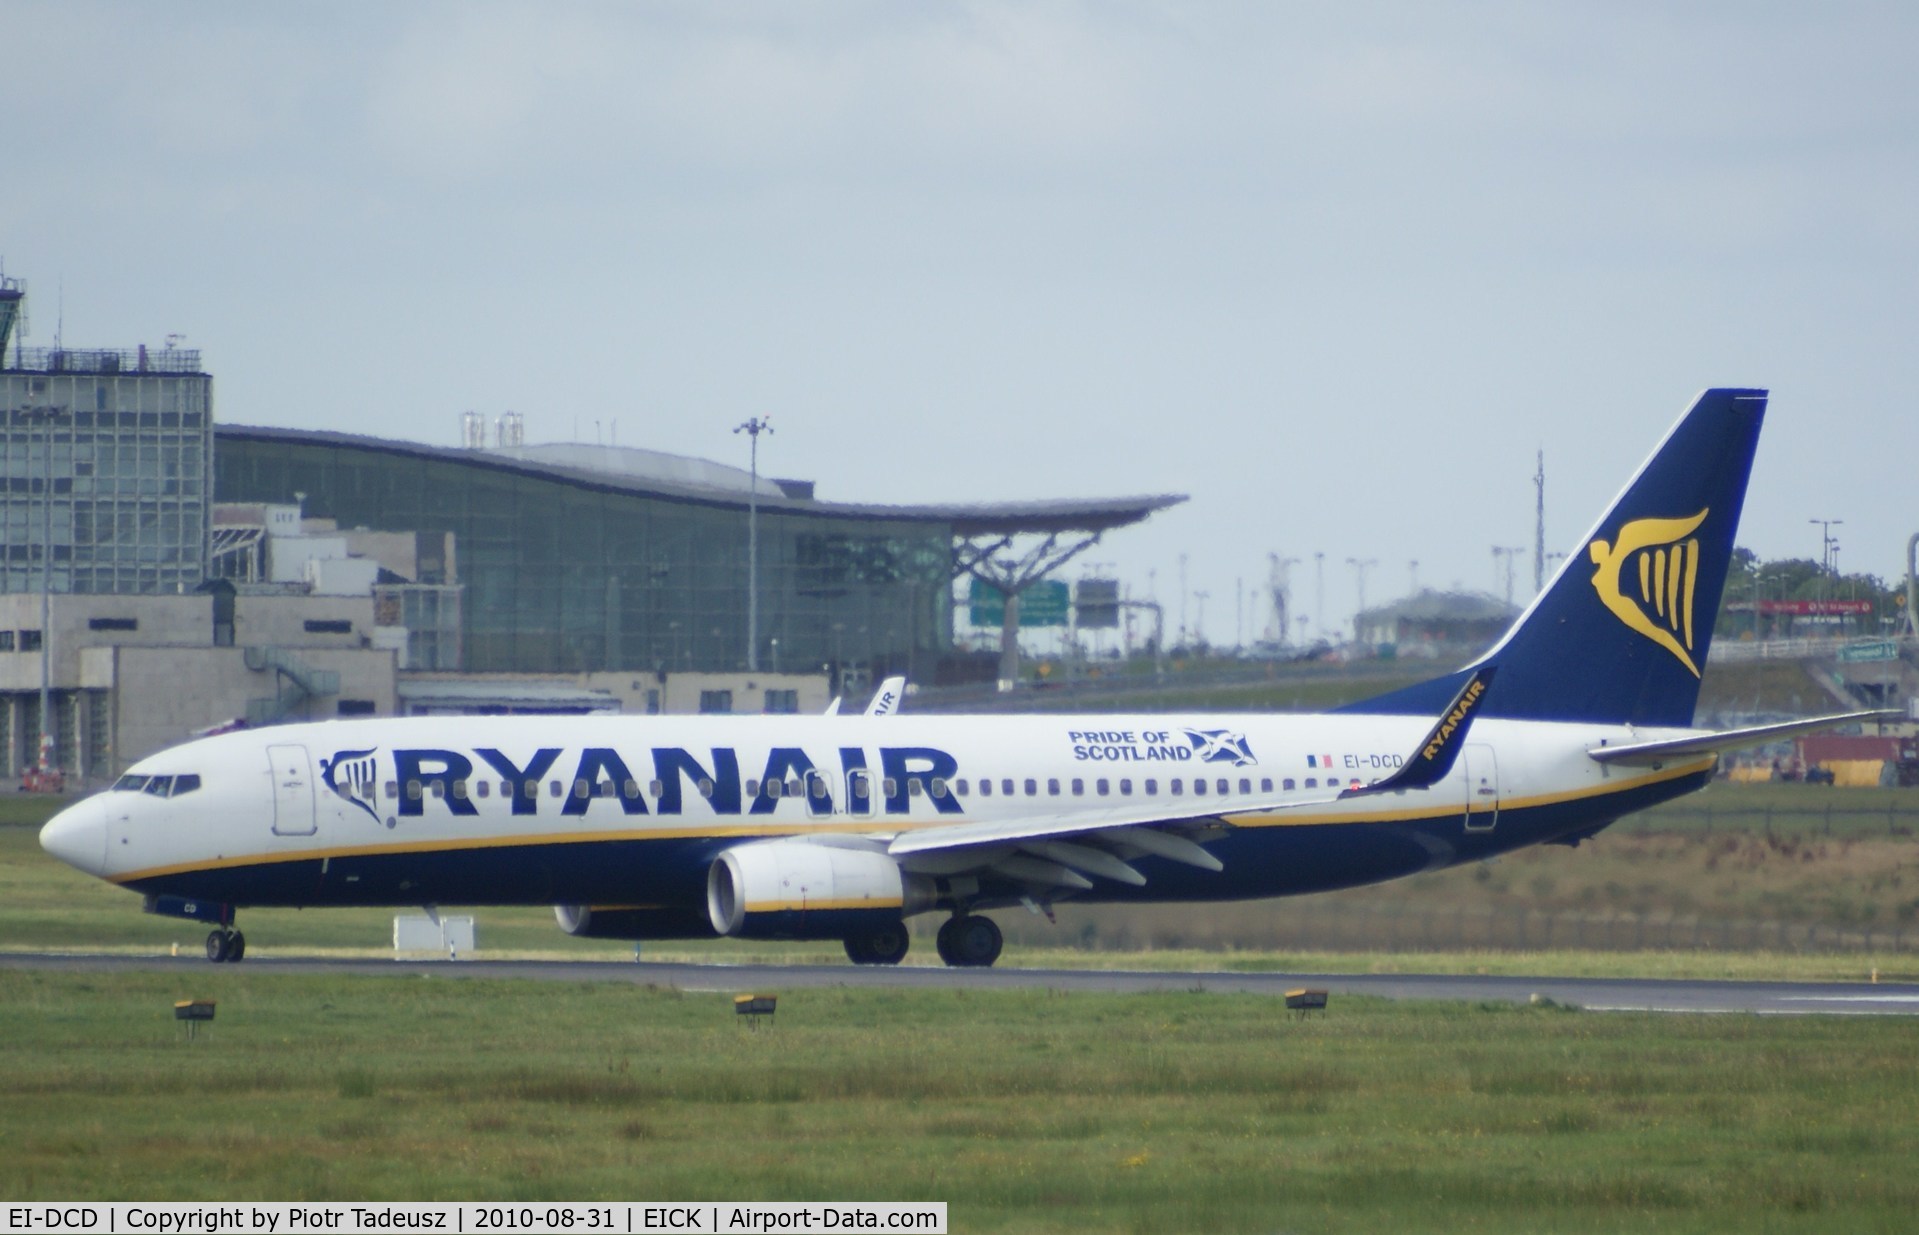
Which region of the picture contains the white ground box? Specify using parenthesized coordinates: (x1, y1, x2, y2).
(393, 914, 476, 959)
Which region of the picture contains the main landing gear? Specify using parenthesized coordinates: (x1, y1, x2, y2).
(205, 928, 246, 963)
(842, 921, 911, 966)
(935, 914, 1002, 968)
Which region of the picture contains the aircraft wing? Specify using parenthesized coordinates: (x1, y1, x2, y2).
(1586, 709, 1901, 766)
(886, 667, 1496, 892)
(887, 789, 1342, 859)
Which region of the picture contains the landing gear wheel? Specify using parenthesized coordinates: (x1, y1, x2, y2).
(842, 922, 910, 966)
(205, 929, 245, 963)
(936, 914, 1002, 968)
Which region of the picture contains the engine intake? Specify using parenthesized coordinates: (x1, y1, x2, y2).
(707, 841, 933, 940)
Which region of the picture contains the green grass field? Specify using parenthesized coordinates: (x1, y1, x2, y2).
(3, 969, 1916, 1232)
(7, 786, 1919, 1229)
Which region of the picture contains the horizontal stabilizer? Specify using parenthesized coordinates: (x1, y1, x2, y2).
(1587, 710, 1901, 766)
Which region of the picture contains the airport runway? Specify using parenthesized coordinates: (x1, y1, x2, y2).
(5, 951, 1918, 1015)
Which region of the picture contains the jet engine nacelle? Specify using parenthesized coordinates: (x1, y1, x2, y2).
(707, 840, 934, 940)
(554, 903, 720, 941)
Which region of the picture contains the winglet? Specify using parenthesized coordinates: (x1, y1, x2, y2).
(1340, 666, 1496, 799)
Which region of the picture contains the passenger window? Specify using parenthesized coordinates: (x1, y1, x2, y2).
(1239, 778, 1251, 794)
(1171, 779, 1183, 795)
(957, 778, 971, 796)
(931, 777, 948, 798)
(745, 778, 761, 798)
(625, 779, 641, 798)
(1261, 778, 1273, 793)
(1193, 780, 1207, 796)
(1027, 779, 1040, 796)
(596, 780, 614, 798)
(649, 780, 663, 798)
(452, 780, 468, 800)
(883, 778, 898, 797)
(1071, 778, 1084, 796)
(808, 775, 828, 800)
(698, 778, 715, 798)
(1095, 778, 1110, 796)
(172, 774, 201, 795)
(144, 775, 174, 796)
(1144, 778, 1157, 795)
(909, 779, 924, 797)
(407, 781, 422, 800)
(767, 779, 783, 799)
(1283, 778, 1296, 791)
(431, 781, 445, 799)
(1305, 778, 1317, 789)
(1002, 778, 1015, 796)
(976, 779, 989, 797)
(1217, 779, 1229, 795)
(1119, 778, 1133, 796)
(573, 779, 589, 800)
(475, 781, 490, 798)
(386, 781, 399, 799)
(548, 780, 563, 798)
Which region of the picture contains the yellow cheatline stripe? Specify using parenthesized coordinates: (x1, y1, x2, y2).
(743, 898, 904, 913)
(1219, 757, 1714, 828)
(107, 819, 892, 885)
(110, 758, 1714, 886)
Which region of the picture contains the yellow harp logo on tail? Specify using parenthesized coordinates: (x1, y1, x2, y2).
(1587, 509, 1709, 677)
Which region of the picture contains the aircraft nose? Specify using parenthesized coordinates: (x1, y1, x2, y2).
(40, 797, 109, 878)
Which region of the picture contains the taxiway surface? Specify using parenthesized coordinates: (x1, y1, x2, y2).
(4, 952, 1917, 1015)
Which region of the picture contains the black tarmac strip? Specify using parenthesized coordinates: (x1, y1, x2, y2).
(5, 952, 1919, 1016)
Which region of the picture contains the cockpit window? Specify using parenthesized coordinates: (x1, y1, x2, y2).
(115, 772, 201, 797)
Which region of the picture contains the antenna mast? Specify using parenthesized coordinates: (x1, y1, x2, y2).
(1533, 448, 1546, 594)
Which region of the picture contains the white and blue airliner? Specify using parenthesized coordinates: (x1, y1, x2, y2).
(39, 389, 1885, 965)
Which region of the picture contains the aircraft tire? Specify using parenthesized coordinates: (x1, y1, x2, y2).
(943, 914, 1002, 968)
(934, 917, 960, 966)
(205, 930, 230, 963)
(842, 923, 910, 966)
(228, 931, 246, 963)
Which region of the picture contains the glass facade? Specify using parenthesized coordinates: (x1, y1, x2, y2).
(215, 429, 956, 676)
(1, 352, 213, 595)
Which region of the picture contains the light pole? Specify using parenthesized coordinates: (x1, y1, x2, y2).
(734, 416, 773, 672)
(1346, 557, 1377, 638)
(19, 405, 68, 777)
(1810, 517, 1843, 625)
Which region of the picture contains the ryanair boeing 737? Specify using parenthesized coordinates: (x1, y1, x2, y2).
(39, 389, 1888, 965)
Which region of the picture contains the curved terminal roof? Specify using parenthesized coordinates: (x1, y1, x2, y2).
(217, 424, 1185, 535)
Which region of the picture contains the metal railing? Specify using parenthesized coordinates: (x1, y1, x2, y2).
(5, 346, 204, 375)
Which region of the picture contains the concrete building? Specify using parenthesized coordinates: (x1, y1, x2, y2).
(1353, 590, 1521, 660)
(1, 284, 213, 597)
(0, 590, 396, 782)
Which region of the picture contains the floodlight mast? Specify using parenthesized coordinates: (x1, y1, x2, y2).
(734, 416, 773, 672)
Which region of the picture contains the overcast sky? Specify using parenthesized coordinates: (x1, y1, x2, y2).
(6, 2, 1916, 645)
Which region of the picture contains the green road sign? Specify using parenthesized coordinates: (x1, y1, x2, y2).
(969, 577, 1070, 627)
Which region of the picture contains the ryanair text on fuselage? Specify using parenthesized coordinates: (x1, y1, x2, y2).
(321, 744, 966, 823)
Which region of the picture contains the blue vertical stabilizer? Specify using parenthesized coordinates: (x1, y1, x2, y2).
(1343, 388, 1768, 727)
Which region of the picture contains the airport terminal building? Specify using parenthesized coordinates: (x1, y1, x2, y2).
(214, 425, 1175, 685)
